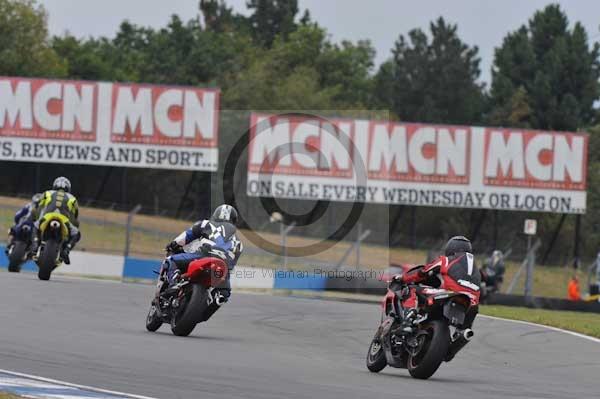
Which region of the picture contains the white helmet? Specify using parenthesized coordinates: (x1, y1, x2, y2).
(52, 176, 71, 193)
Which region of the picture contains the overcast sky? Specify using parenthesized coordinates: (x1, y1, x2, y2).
(41, 0, 600, 86)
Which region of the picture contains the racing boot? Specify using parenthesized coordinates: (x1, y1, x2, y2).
(30, 238, 40, 261)
(162, 269, 183, 298)
(5, 238, 13, 256)
(61, 227, 81, 265)
(60, 243, 72, 265)
(398, 308, 418, 335)
(5, 229, 16, 255)
(30, 225, 40, 261)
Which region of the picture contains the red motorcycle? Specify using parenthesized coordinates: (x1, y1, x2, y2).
(366, 266, 479, 379)
(146, 255, 229, 337)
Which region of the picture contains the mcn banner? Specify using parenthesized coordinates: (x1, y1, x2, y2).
(0, 76, 220, 171)
(247, 113, 588, 214)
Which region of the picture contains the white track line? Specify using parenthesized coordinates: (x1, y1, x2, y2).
(479, 314, 600, 344)
(0, 368, 158, 399)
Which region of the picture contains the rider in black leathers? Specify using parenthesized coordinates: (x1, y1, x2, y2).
(5, 193, 42, 255)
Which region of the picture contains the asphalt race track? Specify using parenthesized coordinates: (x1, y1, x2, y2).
(1, 272, 598, 399)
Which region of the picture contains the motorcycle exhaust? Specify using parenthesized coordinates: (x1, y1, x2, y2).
(445, 329, 474, 362)
(462, 328, 474, 341)
(215, 293, 227, 306)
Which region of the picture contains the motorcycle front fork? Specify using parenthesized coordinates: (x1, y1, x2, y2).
(154, 265, 169, 300)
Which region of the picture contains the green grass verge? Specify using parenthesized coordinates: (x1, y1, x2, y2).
(480, 305, 600, 339)
(501, 261, 575, 299)
(0, 393, 23, 399)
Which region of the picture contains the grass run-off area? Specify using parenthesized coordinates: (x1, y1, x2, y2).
(0, 196, 581, 299)
(481, 305, 600, 339)
(0, 393, 22, 399)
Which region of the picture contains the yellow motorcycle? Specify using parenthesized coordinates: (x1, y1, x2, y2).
(35, 212, 70, 280)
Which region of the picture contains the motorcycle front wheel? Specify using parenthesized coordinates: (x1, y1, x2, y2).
(8, 241, 27, 273)
(407, 320, 450, 379)
(366, 333, 387, 372)
(170, 284, 208, 337)
(145, 301, 163, 332)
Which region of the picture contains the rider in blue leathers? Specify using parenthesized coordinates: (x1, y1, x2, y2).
(159, 204, 243, 304)
(5, 194, 42, 255)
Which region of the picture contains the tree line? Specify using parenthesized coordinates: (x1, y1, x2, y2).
(2, 0, 600, 262)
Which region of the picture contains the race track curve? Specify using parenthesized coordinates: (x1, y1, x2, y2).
(1, 272, 598, 399)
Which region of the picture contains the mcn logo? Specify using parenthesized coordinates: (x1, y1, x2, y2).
(0, 77, 219, 148)
(248, 114, 469, 185)
(483, 129, 586, 190)
(248, 113, 587, 191)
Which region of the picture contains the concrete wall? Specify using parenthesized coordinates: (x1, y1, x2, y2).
(0, 245, 124, 278)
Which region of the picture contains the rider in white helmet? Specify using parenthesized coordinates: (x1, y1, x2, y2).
(160, 204, 244, 304)
(33, 177, 81, 264)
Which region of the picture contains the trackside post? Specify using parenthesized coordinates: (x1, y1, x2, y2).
(124, 204, 142, 260)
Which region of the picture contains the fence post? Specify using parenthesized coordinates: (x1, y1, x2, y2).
(355, 223, 362, 270)
(573, 214, 581, 269)
(124, 204, 142, 259)
(506, 257, 527, 295)
(506, 239, 540, 296)
(335, 226, 371, 270)
(524, 239, 541, 299)
(280, 222, 296, 270)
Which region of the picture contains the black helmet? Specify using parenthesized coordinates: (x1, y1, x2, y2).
(211, 204, 238, 225)
(52, 176, 71, 193)
(444, 236, 472, 256)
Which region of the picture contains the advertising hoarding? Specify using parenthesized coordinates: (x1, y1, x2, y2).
(247, 113, 587, 214)
(0, 76, 220, 171)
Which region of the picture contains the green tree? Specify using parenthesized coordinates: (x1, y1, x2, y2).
(55, 15, 254, 87)
(490, 4, 600, 130)
(489, 85, 532, 128)
(139, 15, 252, 86)
(52, 36, 120, 80)
(375, 17, 485, 124)
(247, 0, 305, 47)
(223, 24, 374, 110)
(200, 0, 248, 33)
(316, 39, 376, 108)
(0, 0, 66, 77)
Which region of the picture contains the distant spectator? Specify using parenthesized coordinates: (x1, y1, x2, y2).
(567, 275, 581, 301)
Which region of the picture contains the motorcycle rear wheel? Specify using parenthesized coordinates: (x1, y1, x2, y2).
(37, 240, 59, 281)
(170, 284, 208, 337)
(407, 320, 450, 379)
(366, 334, 387, 372)
(8, 241, 27, 273)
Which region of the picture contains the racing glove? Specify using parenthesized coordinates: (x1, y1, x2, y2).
(165, 241, 183, 254)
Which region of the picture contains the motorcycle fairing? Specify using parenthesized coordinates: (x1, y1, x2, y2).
(38, 212, 70, 240)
